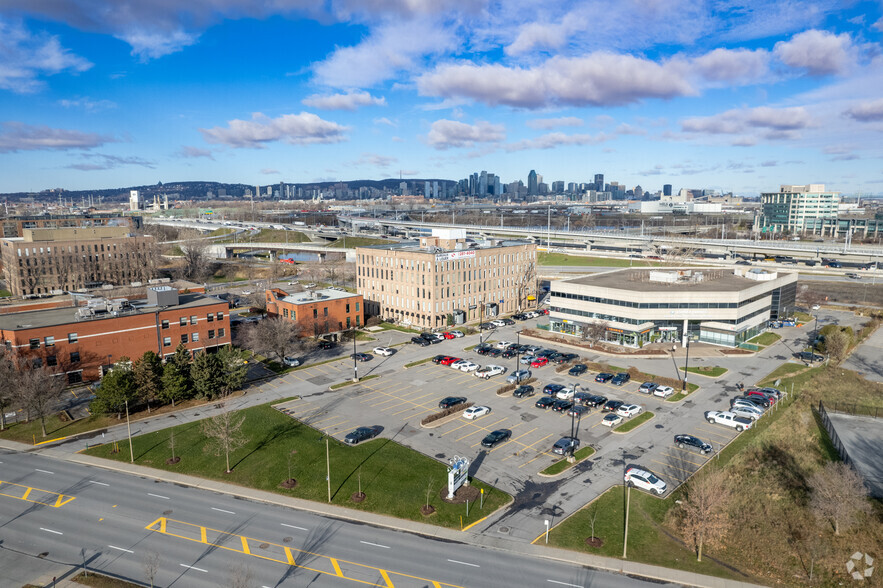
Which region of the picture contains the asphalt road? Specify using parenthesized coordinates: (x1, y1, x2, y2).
(0, 450, 679, 588)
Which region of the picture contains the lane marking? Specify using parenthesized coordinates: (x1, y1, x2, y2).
(281, 523, 308, 531)
(88, 480, 109, 486)
(108, 545, 134, 553)
(34, 469, 54, 475)
(547, 580, 582, 587)
(359, 541, 390, 549)
(40, 527, 63, 535)
(211, 507, 235, 515)
(180, 564, 208, 573)
(147, 493, 170, 500)
(447, 559, 480, 568)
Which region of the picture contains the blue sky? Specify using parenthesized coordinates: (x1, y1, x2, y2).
(1, 1, 882, 196)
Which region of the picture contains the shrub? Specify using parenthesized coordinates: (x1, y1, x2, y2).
(420, 402, 473, 425)
(365, 316, 382, 327)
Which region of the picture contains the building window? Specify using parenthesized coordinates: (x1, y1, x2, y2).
(163, 337, 171, 347)
(283, 309, 289, 318)
(32, 357, 43, 368)
(218, 328, 225, 338)
(356, 302, 360, 312)
(44, 336, 55, 347)
(29, 338, 40, 350)
(161, 319, 169, 329)
(208, 329, 215, 339)
(67, 371, 83, 384)
(47, 355, 57, 367)
(346, 316, 351, 328)
(217, 312, 224, 321)
(178, 317, 186, 326)
(180, 334, 188, 344)
(190, 315, 198, 325)
(346, 303, 350, 313)
(356, 315, 361, 326)
(192, 333, 199, 342)
(313, 309, 318, 319)
(70, 351, 81, 363)
(323, 307, 328, 317)
(207, 313, 213, 322)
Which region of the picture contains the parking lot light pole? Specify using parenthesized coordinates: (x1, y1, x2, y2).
(516, 330, 521, 376)
(352, 326, 358, 383)
(682, 339, 691, 392)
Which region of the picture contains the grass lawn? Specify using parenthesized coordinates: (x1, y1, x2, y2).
(757, 362, 809, 386)
(326, 237, 389, 248)
(682, 366, 728, 378)
(209, 227, 234, 237)
(613, 411, 654, 432)
(792, 311, 813, 322)
(665, 385, 699, 403)
(540, 446, 595, 475)
(404, 357, 433, 368)
(70, 573, 141, 587)
(1, 412, 118, 445)
(538, 252, 665, 267)
(330, 374, 380, 390)
(748, 332, 782, 346)
(547, 487, 742, 580)
(371, 322, 423, 334)
(84, 402, 510, 530)
(0, 289, 11, 297)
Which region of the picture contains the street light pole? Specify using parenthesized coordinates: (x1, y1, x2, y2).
(683, 339, 691, 392)
(125, 399, 134, 463)
(352, 326, 358, 383)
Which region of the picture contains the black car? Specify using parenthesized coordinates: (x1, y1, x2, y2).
(538, 348, 558, 358)
(344, 425, 383, 444)
(500, 349, 517, 359)
(552, 399, 574, 413)
(573, 391, 592, 404)
(481, 429, 512, 448)
(485, 348, 502, 357)
(420, 332, 436, 340)
(475, 345, 493, 355)
(794, 351, 824, 362)
(545, 352, 563, 362)
(568, 364, 588, 376)
(543, 383, 565, 395)
(595, 373, 614, 383)
(611, 373, 631, 386)
(552, 436, 580, 455)
(351, 353, 372, 362)
(479, 322, 496, 330)
(431, 354, 448, 364)
(674, 434, 713, 454)
(513, 385, 535, 398)
(535, 396, 557, 409)
(438, 396, 467, 409)
(411, 336, 430, 346)
(567, 405, 590, 417)
(428, 337, 443, 345)
(732, 395, 769, 409)
(511, 313, 527, 321)
(603, 399, 624, 412)
(554, 353, 579, 365)
(500, 318, 515, 326)
(318, 340, 335, 350)
(583, 394, 607, 407)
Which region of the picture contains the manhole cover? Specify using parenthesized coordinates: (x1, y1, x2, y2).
(283, 537, 292, 543)
(498, 527, 510, 534)
(435, 453, 446, 459)
(163, 510, 173, 515)
(259, 543, 270, 550)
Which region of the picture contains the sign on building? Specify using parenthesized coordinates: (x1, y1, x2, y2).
(435, 250, 476, 262)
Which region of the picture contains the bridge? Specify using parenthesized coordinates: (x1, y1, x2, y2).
(205, 242, 355, 261)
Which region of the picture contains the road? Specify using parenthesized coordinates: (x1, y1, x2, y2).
(0, 450, 679, 588)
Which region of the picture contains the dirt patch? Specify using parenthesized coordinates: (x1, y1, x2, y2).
(350, 492, 366, 503)
(420, 505, 436, 516)
(165, 457, 181, 465)
(439, 485, 480, 504)
(585, 537, 604, 548)
(279, 479, 298, 489)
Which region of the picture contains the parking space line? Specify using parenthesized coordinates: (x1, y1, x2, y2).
(404, 407, 436, 421)
(454, 417, 508, 442)
(660, 450, 706, 467)
(319, 419, 349, 431)
(519, 451, 552, 469)
(502, 433, 554, 462)
(471, 423, 529, 449)
(651, 458, 694, 476)
(694, 426, 734, 441)
(437, 420, 473, 437)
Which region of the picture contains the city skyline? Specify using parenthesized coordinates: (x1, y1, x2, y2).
(1, 2, 883, 195)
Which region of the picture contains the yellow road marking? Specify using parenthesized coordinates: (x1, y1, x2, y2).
(0, 479, 76, 509)
(460, 515, 489, 532)
(201, 527, 207, 543)
(454, 417, 507, 442)
(241, 535, 251, 555)
(694, 426, 734, 441)
(661, 450, 706, 467)
(285, 546, 295, 565)
(519, 451, 552, 469)
(379, 569, 394, 587)
(330, 557, 343, 576)
(20, 488, 31, 501)
(54, 495, 75, 508)
(437, 420, 472, 437)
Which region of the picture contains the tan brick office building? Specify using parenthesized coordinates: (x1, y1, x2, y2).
(0, 226, 155, 297)
(356, 229, 537, 329)
(266, 287, 363, 338)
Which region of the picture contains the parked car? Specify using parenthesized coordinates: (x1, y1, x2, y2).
(485, 348, 502, 358)
(567, 405, 590, 418)
(475, 365, 506, 379)
(283, 356, 301, 367)
(513, 385, 535, 398)
(530, 357, 549, 368)
(616, 404, 643, 417)
(490, 319, 506, 327)
(553, 353, 578, 365)
(438, 397, 467, 409)
(746, 389, 777, 404)
(463, 405, 491, 420)
(500, 349, 517, 359)
(373, 346, 394, 357)
(500, 318, 515, 326)
(450, 359, 469, 370)
(705, 410, 753, 431)
(543, 384, 565, 395)
(448, 330, 465, 338)
(674, 434, 713, 454)
(794, 351, 824, 362)
(583, 394, 608, 408)
(479, 322, 496, 330)
(318, 340, 335, 350)
(431, 355, 447, 364)
(573, 391, 592, 404)
(568, 364, 588, 376)
(552, 436, 580, 455)
(595, 373, 614, 383)
(439, 356, 461, 366)
(732, 397, 768, 412)
(638, 382, 658, 394)
(442, 331, 456, 339)
(759, 387, 783, 399)
(506, 369, 532, 384)
(555, 386, 576, 400)
(535, 396, 557, 409)
(734, 394, 770, 408)
(458, 361, 480, 373)
(411, 337, 430, 346)
(481, 429, 512, 448)
(552, 399, 574, 412)
(653, 385, 675, 398)
(611, 373, 631, 386)
(350, 353, 372, 362)
(601, 413, 623, 427)
(494, 341, 513, 349)
(344, 425, 383, 444)
(624, 467, 667, 495)
(520, 355, 536, 365)
(603, 399, 625, 412)
(730, 404, 764, 421)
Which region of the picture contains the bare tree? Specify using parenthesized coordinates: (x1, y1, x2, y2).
(179, 231, 211, 281)
(795, 285, 825, 311)
(142, 551, 160, 588)
(808, 462, 871, 535)
(679, 469, 733, 562)
(240, 316, 303, 364)
(202, 404, 247, 473)
(824, 329, 850, 364)
(514, 260, 537, 311)
(0, 350, 17, 431)
(227, 563, 253, 588)
(581, 320, 609, 346)
(17, 360, 66, 437)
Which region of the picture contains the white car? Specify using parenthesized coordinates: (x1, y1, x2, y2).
(494, 341, 513, 349)
(450, 359, 469, 370)
(372, 346, 394, 357)
(811, 304, 820, 310)
(463, 405, 490, 420)
(601, 413, 623, 427)
(617, 404, 643, 417)
(624, 467, 667, 495)
(653, 385, 675, 398)
(448, 330, 464, 338)
(475, 365, 506, 379)
(556, 386, 576, 400)
(459, 361, 480, 373)
(491, 319, 506, 327)
(283, 356, 301, 367)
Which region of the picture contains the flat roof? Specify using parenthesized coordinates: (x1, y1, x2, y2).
(562, 267, 794, 293)
(280, 288, 359, 305)
(0, 293, 223, 331)
(357, 240, 532, 254)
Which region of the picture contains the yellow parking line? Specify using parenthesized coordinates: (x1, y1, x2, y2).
(438, 420, 472, 437)
(519, 451, 552, 469)
(501, 433, 553, 462)
(660, 451, 706, 467)
(471, 423, 528, 449)
(379, 569, 394, 587)
(651, 459, 694, 476)
(405, 407, 435, 421)
(454, 417, 507, 442)
(694, 426, 734, 441)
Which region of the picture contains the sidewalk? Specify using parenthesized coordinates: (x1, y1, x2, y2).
(1, 438, 768, 588)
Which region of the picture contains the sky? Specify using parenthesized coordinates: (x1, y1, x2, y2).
(1, 1, 883, 196)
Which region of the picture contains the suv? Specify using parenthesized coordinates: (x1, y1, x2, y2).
(513, 385, 535, 398)
(568, 364, 588, 376)
(611, 373, 631, 386)
(552, 436, 580, 455)
(624, 467, 667, 495)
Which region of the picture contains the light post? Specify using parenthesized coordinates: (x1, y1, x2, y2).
(352, 326, 358, 383)
(515, 330, 522, 378)
(682, 338, 691, 392)
(125, 399, 133, 464)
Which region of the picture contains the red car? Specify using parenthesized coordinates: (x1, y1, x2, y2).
(746, 389, 777, 404)
(442, 331, 456, 339)
(530, 357, 549, 368)
(439, 356, 461, 366)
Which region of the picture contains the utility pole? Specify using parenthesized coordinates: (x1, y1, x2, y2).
(125, 399, 134, 463)
(352, 326, 358, 383)
(326, 437, 331, 503)
(683, 339, 691, 392)
(547, 206, 551, 250)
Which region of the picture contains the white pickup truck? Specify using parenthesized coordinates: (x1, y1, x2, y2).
(705, 411, 754, 432)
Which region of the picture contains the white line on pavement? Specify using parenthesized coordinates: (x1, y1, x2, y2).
(147, 493, 170, 500)
(88, 480, 109, 486)
(547, 580, 582, 587)
(108, 545, 134, 553)
(447, 559, 480, 567)
(211, 507, 235, 515)
(40, 528, 63, 535)
(280, 523, 308, 531)
(34, 469, 54, 474)
(359, 541, 390, 549)
(180, 564, 208, 573)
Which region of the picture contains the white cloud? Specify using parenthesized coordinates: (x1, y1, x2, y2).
(681, 106, 813, 137)
(58, 97, 117, 112)
(426, 119, 505, 149)
(526, 117, 584, 130)
(0, 122, 111, 152)
(200, 112, 348, 148)
(0, 19, 91, 93)
(374, 117, 397, 127)
(67, 153, 155, 170)
(350, 152, 398, 167)
(176, 145, 214, 159)
(302, 91, 386, 111)
(774, 29, 856, 76)
(418, 53, 695, 109)
(690, 48, 769, 83)
(615, 123, 646, 135)
(505, 132, 612, 152)
(844, 99, 883, 122)
(260, 168, 280, 174)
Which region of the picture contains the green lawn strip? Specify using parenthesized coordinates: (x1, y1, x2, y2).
(326, 237, 390, 248)
(757, 362, 810, 386)
(613, 411, 654, 433)
(289, 355, 347, 372)
(547, 487, 741, 581)
(748, 332, 782, 346)
(792, 311, 813, 322)
(83, 402, 509, 530)
(70, 572, 142, 587)
(538, 253, 664, 268)
(540, 446, 596, 476)
(404, 357, 433, 368)
(0, 289, 12, 297)
(371, 322, 423, 334)
(682, 366, 728, 378)
(0, 412, 120, 444)
(330, 374, 380, 390)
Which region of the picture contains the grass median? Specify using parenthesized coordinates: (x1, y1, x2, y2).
(748, 332, 782, 347)
(404, 357, 433, 368)
(330, 374, 379, 389)
(613, 411, 654, 432)
(682, 366, 728, 378)
(84, 401, 509, 530)
(540, 446, 596, 476)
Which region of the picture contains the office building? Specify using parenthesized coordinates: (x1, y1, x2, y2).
(0, 213, 141, 239)
(356, 229, 538, 329)
(129, 190, 141, 211)
(594, 174, 604, 192)
(0, 287, 231, 383)
(1, 227, 156, 297)
(527, 170, 538, 196)
(663, 184, 672, 197)
(760, 184, 841, 233)
(265, 287, 364, 338)
(549, 267, 797, 348)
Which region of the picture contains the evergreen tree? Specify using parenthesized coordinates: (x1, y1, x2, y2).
(191, 352, 222, 399)
(160, 361, 190, 407)
(218, 345, 249, 397)
(133, 351, 163, 406)
(91, 358, 138, 418)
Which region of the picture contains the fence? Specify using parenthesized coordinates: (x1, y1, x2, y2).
(824, 402, 882, 419)
(818, 400, 852, 466)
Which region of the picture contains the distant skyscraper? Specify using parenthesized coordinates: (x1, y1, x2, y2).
(528, 170, 538, 196)
(663, 184, 672, 196)
(424, 181, 430, 199)
(552, 181, 564, 193)
(129, 190, 141, 211)
(479, 171, 488, 196)
(432, 181, 439, 199)
(594, 174, 604, 192)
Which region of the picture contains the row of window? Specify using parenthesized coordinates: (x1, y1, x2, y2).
(162, 328, 225, 347)
(551, 304, 772, 327)
(161, 311, 224, 329)
(550, 290, 771, 310)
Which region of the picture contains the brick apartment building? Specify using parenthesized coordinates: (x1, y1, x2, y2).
(0, 212, 141, 239)
(355, 228, 538, 330)
(0, 287, 230, 383)
(0, 226, 156, 297)
(265, 287, 363, 338)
